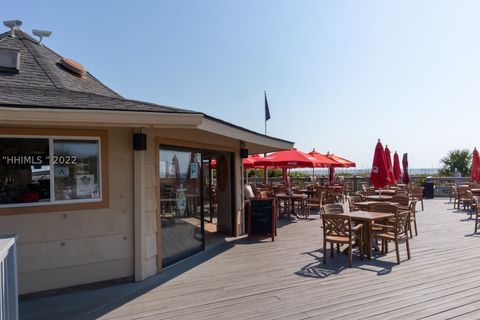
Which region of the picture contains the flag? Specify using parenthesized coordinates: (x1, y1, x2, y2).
(264, 91, 271, 121)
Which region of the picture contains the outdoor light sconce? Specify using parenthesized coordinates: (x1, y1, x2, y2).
(133, 132, 147, 151)
(240, 140, 248, 158)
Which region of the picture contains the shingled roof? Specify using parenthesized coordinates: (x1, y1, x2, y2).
(0, 28, 198, 114)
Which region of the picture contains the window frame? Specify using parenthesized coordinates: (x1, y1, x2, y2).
(0, 128, 109, 215)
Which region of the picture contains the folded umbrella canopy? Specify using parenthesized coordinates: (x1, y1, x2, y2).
(472, 148, 480, 183)
(393, 151, 402, 181)
(370, 140, 391, 189)
(384, 146, 396, 185)
(402, 153, 410, 185)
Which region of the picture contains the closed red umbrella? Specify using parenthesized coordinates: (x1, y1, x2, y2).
(384, 146, 396, 185)
(472, 148, 480, 183)
(370, 140, 391, 188)
(255, 148, 322, 168)
(402, 153, 410, 185)
(393, 151, 402, 180)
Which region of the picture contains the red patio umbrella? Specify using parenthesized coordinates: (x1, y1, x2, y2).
(255, 148, 323, 168)
(370, 140, 391, 189)
(402, 153, 410, 185)
(308, 149, 340, 184)
(384, 146, 396, 185)
(308, 149, 340, 167)
(393, 151, 402, 181)
(325, 153, 356, 168)
(472, 148, 480, 183)
(211, 154, 265, 169)
(242, 154, 264, 169)
(325, 152, 356, 184)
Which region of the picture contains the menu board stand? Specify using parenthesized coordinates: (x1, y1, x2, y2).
(248, 199, 277, 242)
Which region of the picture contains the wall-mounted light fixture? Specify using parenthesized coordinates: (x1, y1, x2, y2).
(239, 140, 248, 158)
(133, 130, 147, 151)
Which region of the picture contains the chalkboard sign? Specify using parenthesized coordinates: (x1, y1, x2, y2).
(248, 199, 276, 241)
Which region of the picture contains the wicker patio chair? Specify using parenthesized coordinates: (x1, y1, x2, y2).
(348, 194, 363, 212)
(305, 189, 325, 217)
(391, 195, 410, 211)
(411, 187, 424, 211)
(474, 196, 480, 233)
(322, 203, 344, 215)
(321, 213, 364, 267)
(407, 200, 418, 238)
(372, 210, 411, 264)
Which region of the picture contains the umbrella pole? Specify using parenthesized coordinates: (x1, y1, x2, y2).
(288, 168, 291, 194)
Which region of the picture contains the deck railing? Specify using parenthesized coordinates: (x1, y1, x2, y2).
(250, 176, 472, 198)
(0, 235, 18, 320)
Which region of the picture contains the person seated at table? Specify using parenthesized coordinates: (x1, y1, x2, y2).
(244, 180, 255, 201)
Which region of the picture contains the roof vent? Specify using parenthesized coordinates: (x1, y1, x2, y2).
(60, 57, 86, 77)
(3, 20, 22, 37)
(32, 29, 52, 44)
(0, 48, 20, 73)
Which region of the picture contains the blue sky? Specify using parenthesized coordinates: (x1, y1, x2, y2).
(4, 1, 480, 168)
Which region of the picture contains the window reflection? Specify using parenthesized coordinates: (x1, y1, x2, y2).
(0, 138, 50, 204)
(160, 148, 203, 267)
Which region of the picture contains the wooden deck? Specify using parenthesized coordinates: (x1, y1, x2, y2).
(20, 199, 480, 320)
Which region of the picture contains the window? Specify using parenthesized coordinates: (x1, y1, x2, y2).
(0, 136, 101, 207)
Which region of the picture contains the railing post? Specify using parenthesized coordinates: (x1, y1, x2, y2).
(0, 235, 18, 320)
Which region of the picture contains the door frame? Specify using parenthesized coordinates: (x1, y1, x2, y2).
(154, 137, 237, 272)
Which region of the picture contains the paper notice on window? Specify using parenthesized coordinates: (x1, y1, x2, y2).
(55, 166, 69, 178)
(159, 161, 167, 178)
(76, 174, 94, 197)
(190, 163, 198, 179)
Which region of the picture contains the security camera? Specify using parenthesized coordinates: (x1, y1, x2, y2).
(32, 29, 52, 44)
(3, 20, 22, 29)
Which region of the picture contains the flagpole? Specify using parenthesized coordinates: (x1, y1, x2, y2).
(264, 91, 268, 184)
(264, 90, 268, 135)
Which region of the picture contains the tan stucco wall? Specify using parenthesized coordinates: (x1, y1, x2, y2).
(0, 125, 247, 293)
(141, 128, 244, 275)
(0, 127, 135, 294)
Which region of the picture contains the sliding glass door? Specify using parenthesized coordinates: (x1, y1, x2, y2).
(159, 147, 204, 267)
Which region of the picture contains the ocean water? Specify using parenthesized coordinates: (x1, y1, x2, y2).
(294, 168, 440, 176)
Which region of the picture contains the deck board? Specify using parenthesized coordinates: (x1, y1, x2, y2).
(20, 199, 480, 320)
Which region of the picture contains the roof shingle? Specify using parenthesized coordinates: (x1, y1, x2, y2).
(0, 29, 195, 114)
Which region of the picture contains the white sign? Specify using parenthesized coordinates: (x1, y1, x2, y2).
(76, 175, 94, 197)
(54, 166, 69, 177)
(190, 163, 198, 179)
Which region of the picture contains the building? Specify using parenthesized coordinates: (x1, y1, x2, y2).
(0, 22, 293, 295)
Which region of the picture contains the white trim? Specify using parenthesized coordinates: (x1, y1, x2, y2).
(0, 107, 203, 127)
(0, 134, 103, 208)
(198, 118, 293, 151)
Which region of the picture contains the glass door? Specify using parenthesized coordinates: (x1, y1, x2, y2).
(159, 147, 204, 267)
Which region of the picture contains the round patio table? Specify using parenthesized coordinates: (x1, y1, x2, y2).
(375, 190, 396, 196)
(364, 195, 393, 202)
(299, 189, 316, 198)
(275, 193, 307, 219)
(471, 189, 480, 196)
